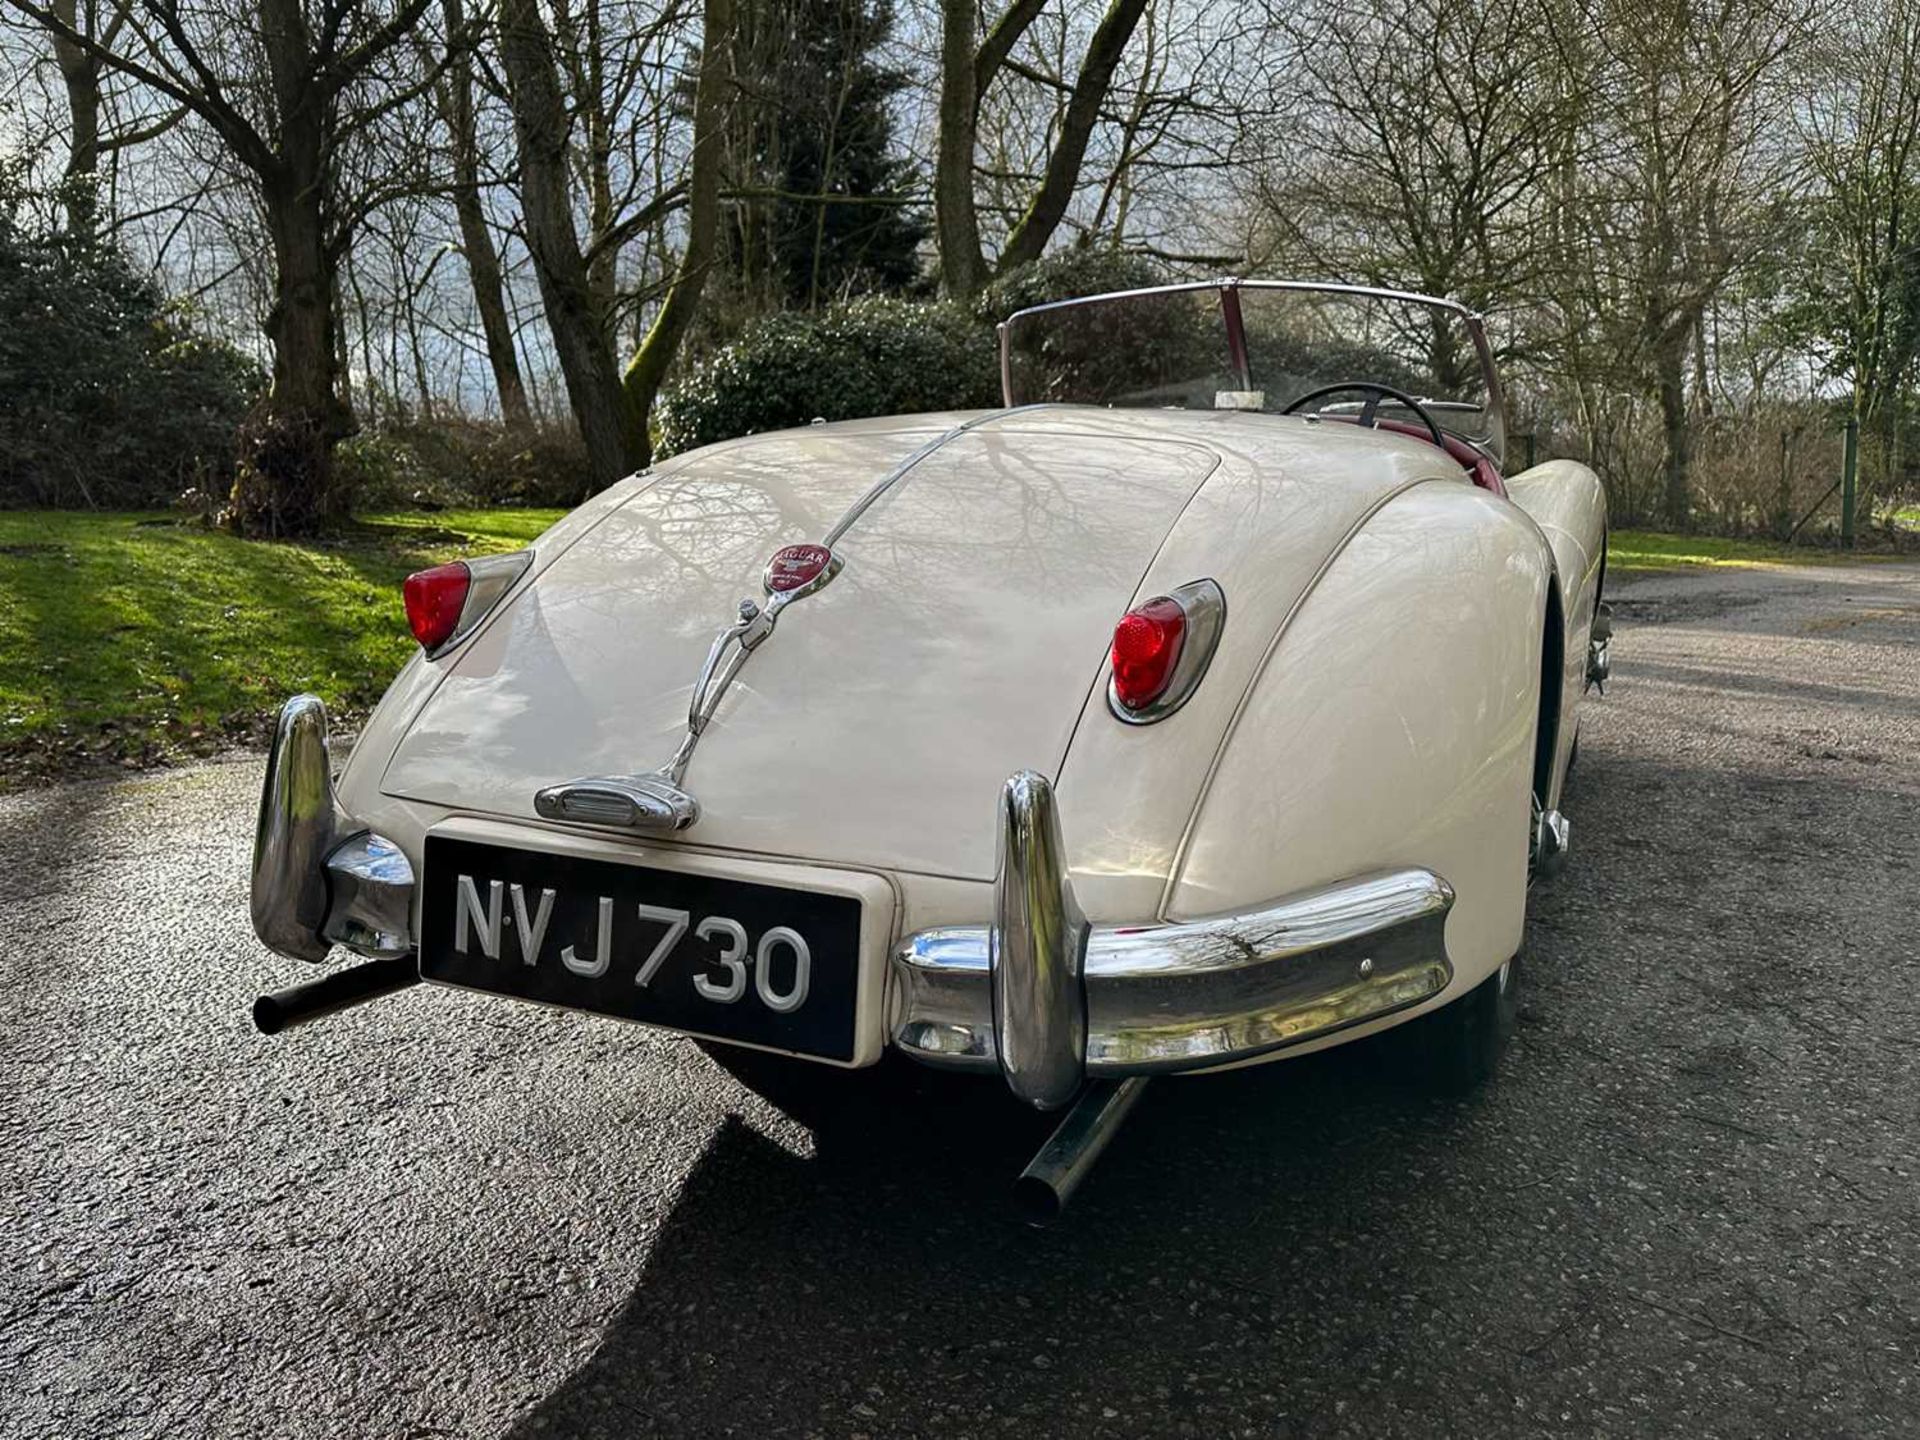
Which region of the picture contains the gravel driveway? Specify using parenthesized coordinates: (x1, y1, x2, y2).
(3, 559, 1917, 1439)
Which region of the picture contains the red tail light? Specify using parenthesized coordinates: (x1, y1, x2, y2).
(1110, 597, 1188, 711)
(404, 561, 471, 651)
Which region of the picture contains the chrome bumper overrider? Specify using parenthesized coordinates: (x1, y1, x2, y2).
(251, 696, 415, 963)
(893, 772, 1455, 1108)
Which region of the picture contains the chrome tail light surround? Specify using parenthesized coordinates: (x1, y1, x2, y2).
(1107, 577, 1227, 725)
(423, 548, 534, 659)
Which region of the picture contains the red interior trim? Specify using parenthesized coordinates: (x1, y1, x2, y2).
(1367, 418, 1507, 498)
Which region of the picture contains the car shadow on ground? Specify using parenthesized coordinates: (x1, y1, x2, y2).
(500, 1031, 1496, 1439)
(495, 735, 1920, 1438)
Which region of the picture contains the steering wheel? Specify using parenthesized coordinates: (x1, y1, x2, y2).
(1280, 382, 1450, 453)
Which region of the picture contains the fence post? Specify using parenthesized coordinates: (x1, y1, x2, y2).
(1841, 417, 1859, 549)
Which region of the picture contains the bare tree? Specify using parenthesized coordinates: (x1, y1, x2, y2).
(45, 0, 103, 234)
(621, 0, 729, 468)
(497, 0, 720, 486)
(6, 0, 452, 532)
(1593, 0, 1803, 526)
(935, 0, 1153, 295)
(1251, 0, 1581, 392)
(435, 0, 529, 426)
(497, 0, 638, 481)
(1793, 0, 1920, 508)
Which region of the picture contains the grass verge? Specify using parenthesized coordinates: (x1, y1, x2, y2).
(0, 508, 564, 788)
(1607, 528, 1913, 576)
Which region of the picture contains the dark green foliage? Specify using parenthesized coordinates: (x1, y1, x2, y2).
(655, 297, 999, 456)
(657, 254, 1191, 454)
(725, 0, 929, 307)
(982, 251, 1223, 407)
(1242, 323, 1430, 400)
(970, 249, 1169, 325)
(0, 191, 260, 509)
(335, 419, 594, 510)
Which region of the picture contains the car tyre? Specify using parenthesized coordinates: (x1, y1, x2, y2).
(1406, 955, 1519, 1094)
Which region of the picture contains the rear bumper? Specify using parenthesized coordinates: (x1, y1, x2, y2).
(891, 773, 1454, 1107)
(253, 701, 1453, 1101)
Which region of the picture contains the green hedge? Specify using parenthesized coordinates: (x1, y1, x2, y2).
(336, 419, 593, 510)
(655, 297, 999, 458)
(656, 251, 1178, 457)
(969, 249, 1169, 326)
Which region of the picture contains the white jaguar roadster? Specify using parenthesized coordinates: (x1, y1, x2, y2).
(249, 279, 1609, 1219)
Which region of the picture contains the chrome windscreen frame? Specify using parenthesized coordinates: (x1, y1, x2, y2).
(996, 276, 1507, 467)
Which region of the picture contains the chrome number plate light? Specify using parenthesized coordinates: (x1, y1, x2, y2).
(536, 542, 844, 834)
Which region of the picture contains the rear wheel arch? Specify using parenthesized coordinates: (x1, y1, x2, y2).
(1533, 574, 1566, 808)
(1166, 484, 1551, 985)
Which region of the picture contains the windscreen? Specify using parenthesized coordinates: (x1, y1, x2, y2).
(1002, 282, 1500, 455)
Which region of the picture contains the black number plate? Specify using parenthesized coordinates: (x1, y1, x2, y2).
(419, 836, 861, 1061)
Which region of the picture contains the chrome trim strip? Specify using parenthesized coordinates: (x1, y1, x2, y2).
(823, 406, 1051, 547)
(320, 831, 416, 959)
(1107, 577, 1227, 725)
(894, 865, 1454, 1080)
(991, 771, 1089, 1110)
(250, 695, 339, 963)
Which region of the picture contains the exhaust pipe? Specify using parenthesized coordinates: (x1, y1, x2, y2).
(253, 955, 421, 1035)
(1012, 1076, 1149, 1226)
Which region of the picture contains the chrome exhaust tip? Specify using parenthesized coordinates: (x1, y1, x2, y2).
(1533, 806, 1571, 879)
(1012, 1076, 1149, 1226)
(253, 955, 421, 1035)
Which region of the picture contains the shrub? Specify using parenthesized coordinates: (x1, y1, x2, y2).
(336, 418, 593, 510)
(655, 296, 1000, 457)
(656, 253, 1190, 457)
(0, 212, 261, 509)
(971, 249, 1170, 326)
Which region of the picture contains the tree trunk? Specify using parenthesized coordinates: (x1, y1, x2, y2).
(934, 0, 987, 296)
(996, 0, 1150, 273)
(231, 170, 354, 535)
(229, 0, 353, 536)
(1655, 319, 1692, 530)
(621, 0, 732, 469)
(1426, 310, 1471, 398)
(440, 0, 531, 428)
(49, 0, 101, 239)
(499, 0, 636, 487)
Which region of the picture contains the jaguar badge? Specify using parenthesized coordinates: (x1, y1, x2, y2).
(764, 543, 836, 596)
